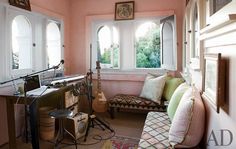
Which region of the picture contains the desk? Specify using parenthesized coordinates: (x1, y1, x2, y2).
(0, 75, 86, 149)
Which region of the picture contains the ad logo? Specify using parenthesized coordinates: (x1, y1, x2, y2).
(207, 129, 233, 146)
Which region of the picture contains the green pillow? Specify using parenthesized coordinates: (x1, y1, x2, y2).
(162, 76, 184, 101)
(167, 83, 190, 121)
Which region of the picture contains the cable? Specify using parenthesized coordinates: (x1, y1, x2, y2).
(59, 128, 116, 147)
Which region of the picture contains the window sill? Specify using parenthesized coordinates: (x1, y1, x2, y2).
(92, 68, 168, 81)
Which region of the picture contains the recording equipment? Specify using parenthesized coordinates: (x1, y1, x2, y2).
(65, 90, 79, 108)
(64, 112, 88, 139)
(51, 75, 85, 86)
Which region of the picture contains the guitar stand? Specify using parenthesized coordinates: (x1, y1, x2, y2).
(83, 71, 114, 142)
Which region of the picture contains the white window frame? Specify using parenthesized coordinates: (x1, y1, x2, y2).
(189, 0, 200, 70)
(0, 3, 64, 85)
(94, 22, 120, 69)
(6, 7, 35, 77)
(160, 15, 177, 71)
(86, 11, 176, 75)
(45, 19, 64, 69)
(90, 17, 176, 73)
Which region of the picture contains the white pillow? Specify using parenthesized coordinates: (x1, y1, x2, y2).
(169, 87, 205, 148)
(140, 74, 166, 104)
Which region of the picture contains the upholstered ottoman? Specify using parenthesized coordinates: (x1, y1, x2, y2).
(138, 112, 171, 149)
(109, 94, 166, 119)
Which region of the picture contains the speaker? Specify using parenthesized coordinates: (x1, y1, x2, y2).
(64, 112, 88, 139)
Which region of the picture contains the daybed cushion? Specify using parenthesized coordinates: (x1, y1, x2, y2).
(109, 94, 166, 111)
(169, 87, 205, 148)
(138, 112, 171, 149)
(140, 74, 166, 104)
(167, 82, 190, 121)
(162, 76, 184, 101)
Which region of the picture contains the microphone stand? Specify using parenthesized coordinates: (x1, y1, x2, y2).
(0, 65, 60, 85)
(0, 61, 63, 147)
(83, 45, 113, 141)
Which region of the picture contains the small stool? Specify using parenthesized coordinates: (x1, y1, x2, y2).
(49, 109, 77, 149)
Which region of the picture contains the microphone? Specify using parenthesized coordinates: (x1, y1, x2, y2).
(54, 59, 64, 69)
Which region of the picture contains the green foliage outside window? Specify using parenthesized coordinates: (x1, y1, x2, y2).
(98, 43, 119, 68)
(136, 27, 161, 68)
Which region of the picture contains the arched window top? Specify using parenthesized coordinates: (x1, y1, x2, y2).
(97, 25, 111, 51)
(12, 15, 31, 37)
(46, 21, 61, 68)
(135, 22, 159, 39)
(96, 25, 119, 68)
(47, 22, 60, 41)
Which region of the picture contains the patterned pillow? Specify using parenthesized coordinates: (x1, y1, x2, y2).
(167, 82, 190, 121)
(140, 74, 166, 104)
(169, 87, 205, 148)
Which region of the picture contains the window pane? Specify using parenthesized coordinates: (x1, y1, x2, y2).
(97, 25, 119, 68)
(46, 22, 61, 68)
(135, 22, 160, 68)
(12, 15, 32, 69)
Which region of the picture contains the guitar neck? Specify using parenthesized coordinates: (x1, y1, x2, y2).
(97, 68, 102, 93)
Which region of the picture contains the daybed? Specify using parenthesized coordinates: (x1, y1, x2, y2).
(109, 73, 205, 148)
(109, 74, 184, 119)
(138, 84, 205, 148)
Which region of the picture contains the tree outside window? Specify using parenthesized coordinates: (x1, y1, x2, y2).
(135, 22, 161, 68)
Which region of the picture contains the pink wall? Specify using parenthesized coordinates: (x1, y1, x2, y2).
(69, 0, 186, 74)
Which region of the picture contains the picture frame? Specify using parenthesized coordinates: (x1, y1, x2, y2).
(209, 0, 232, 16)
(202, 53, 225, 113)
(115, 1, 134, 21)
(9, 0, 31, 11)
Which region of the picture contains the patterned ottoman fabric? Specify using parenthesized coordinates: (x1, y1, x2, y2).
(109, 94, 166, 111)
(138, 112, 171, 149)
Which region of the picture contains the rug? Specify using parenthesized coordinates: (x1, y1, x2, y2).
(102, 135, 139, 149)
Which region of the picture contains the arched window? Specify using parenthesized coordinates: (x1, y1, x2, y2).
(12, 15, 32, 70)
(135, 22, 160, 68)
(97, 25, 119, 68)
(46, 22, 61, 68)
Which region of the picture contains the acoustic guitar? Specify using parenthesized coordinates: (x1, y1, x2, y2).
(92, 61, 108, 113)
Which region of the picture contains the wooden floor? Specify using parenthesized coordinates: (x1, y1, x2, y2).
(0, 111, 147, 149)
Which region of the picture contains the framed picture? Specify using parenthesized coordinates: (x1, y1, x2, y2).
(209, 0, 232, 16)
(202, 53, 225, 113)
(9, 0, 31, 11)
(115, 1, 134, 21)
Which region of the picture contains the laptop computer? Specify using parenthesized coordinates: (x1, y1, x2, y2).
(25, 75, 57, 96)
(24, 75, 41, 92)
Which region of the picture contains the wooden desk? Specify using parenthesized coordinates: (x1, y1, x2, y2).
(0, 75, 86, 149)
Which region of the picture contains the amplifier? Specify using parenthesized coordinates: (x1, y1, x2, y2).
(64, 112, 88, 139)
